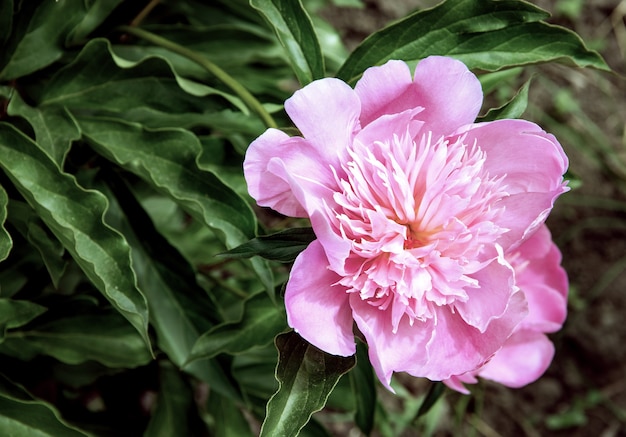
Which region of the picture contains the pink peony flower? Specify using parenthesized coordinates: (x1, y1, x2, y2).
(444, 224, 568, 392)
(244, 56, 569, 391)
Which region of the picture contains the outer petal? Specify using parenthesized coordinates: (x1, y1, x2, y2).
(350, 294, 434, 391)
(411, 56, 483, 137)
(354, 57, 483, 138)
(354, 60, 415, 126)
(244, 133, 338, 218)
(244, 129, 306, 217)
(464, 119, 569, 250)
(477, 330, 555, 388)
(285, 77, 361, 169)
(285, 240, 356, 356)
(454, 251, 516, 333)
(420, 290, 528, 381)
(512, 225, 568, 332)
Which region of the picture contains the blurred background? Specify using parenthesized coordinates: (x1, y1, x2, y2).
(320, 0, 626, 435)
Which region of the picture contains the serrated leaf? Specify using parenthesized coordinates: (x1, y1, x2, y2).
(7, 93, 80, 167)
(250, 0, 324, 84)
(219, 227, 316, 263)
(0, 122, 151, 349)
(0, 184, 11, 262)
(189, 292, 286, 362)
(0, 298, 47, 337)
(350, 342, 376, 436)
(260, 332, 356, 437)
(336, 0, 609, 83)
(478, 78, 532, 122)
(0, 311, 152, 367)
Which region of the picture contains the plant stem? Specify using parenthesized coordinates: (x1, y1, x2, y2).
(118, 25, 278, 129)
(129, 0, 161, 27)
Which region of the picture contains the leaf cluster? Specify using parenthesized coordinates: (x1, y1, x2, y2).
(0, 0, 608, 435)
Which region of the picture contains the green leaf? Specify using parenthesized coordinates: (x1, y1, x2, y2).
(415, 382, 447, 418)
(39, 39, 245, 128)
(206, 391, 255, 437)
(144, 361, 201, 437)
(75, 116, 274, 293)
(336, 0, 610, 83)
(478, 78, 532, 122)
(0, 298, 47, 337)
(189, 292, 286, 362)
(7, 93, 80, 167)
(97, 171, 241, 400)
(66, 0, 124, 45)
(0, 0, 12, 47)
(219, 227, 316, 263)
(6, 201, 67, 288)
(0, 184, 11, 262)
(0, 311, 152, 367)
(76, 115, 255, 246)
(260, 332, 356, 437)
(350, 342, 376, 435)
(0, 374, 89, 436)
(0, 123, 151, 350)
(0, 396, 89, 437)
(250, 0, 325, 84)
(0, 0, 85, 80)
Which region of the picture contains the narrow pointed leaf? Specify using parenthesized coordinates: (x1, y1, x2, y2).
(260, 332, 356, 437)
(0, 185, 11, 262)
(0, 299, 47, 338)
(416, 382, 447, 418)
(99, 172, 241, 400)
(250, 0, 324, 84)
(337, 0, 609, 83)
(350, 342, 376, 436)
(207, 391, 255, 437)
(6, 201, 67, 288)
(0, 311, 152, 367)
(478, 78, 532, 122)
(0, 0, 85, 80)
(0, 123, 151, 349)
(76, 116, 274, 293)
(0, 374, 89, 436)
(144, 361, 200, 437)
(7, 93, 80, 167)
(219, 227, 316, 263)
(189, 292, 286, 362)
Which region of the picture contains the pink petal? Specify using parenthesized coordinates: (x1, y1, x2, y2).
(454, 253, 516, 332)
(464, 119, 569, 250)
(421, 290, 528, 381)
(285, 77, 361, 168)
(477, 330, 555, 388)
(244, 133, 338, 218)
(350, 294, 434, 391)
(355, 57, 483, 138)
(411, 56, 483, 137)
(244, 129, 307, 217)
(512, 226, 568, 332)
(285, 240, 356, 356)
(354, 60, 415, 127)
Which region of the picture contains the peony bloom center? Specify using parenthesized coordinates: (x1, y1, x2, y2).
(328, 130, 510, 331)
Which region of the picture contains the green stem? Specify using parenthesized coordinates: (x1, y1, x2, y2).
(118, 25, 278, 129)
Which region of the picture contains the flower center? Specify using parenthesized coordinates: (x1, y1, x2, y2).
(328, 129, 510, 331)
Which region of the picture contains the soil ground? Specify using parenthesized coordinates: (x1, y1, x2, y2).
(320, 1, 626, 435)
